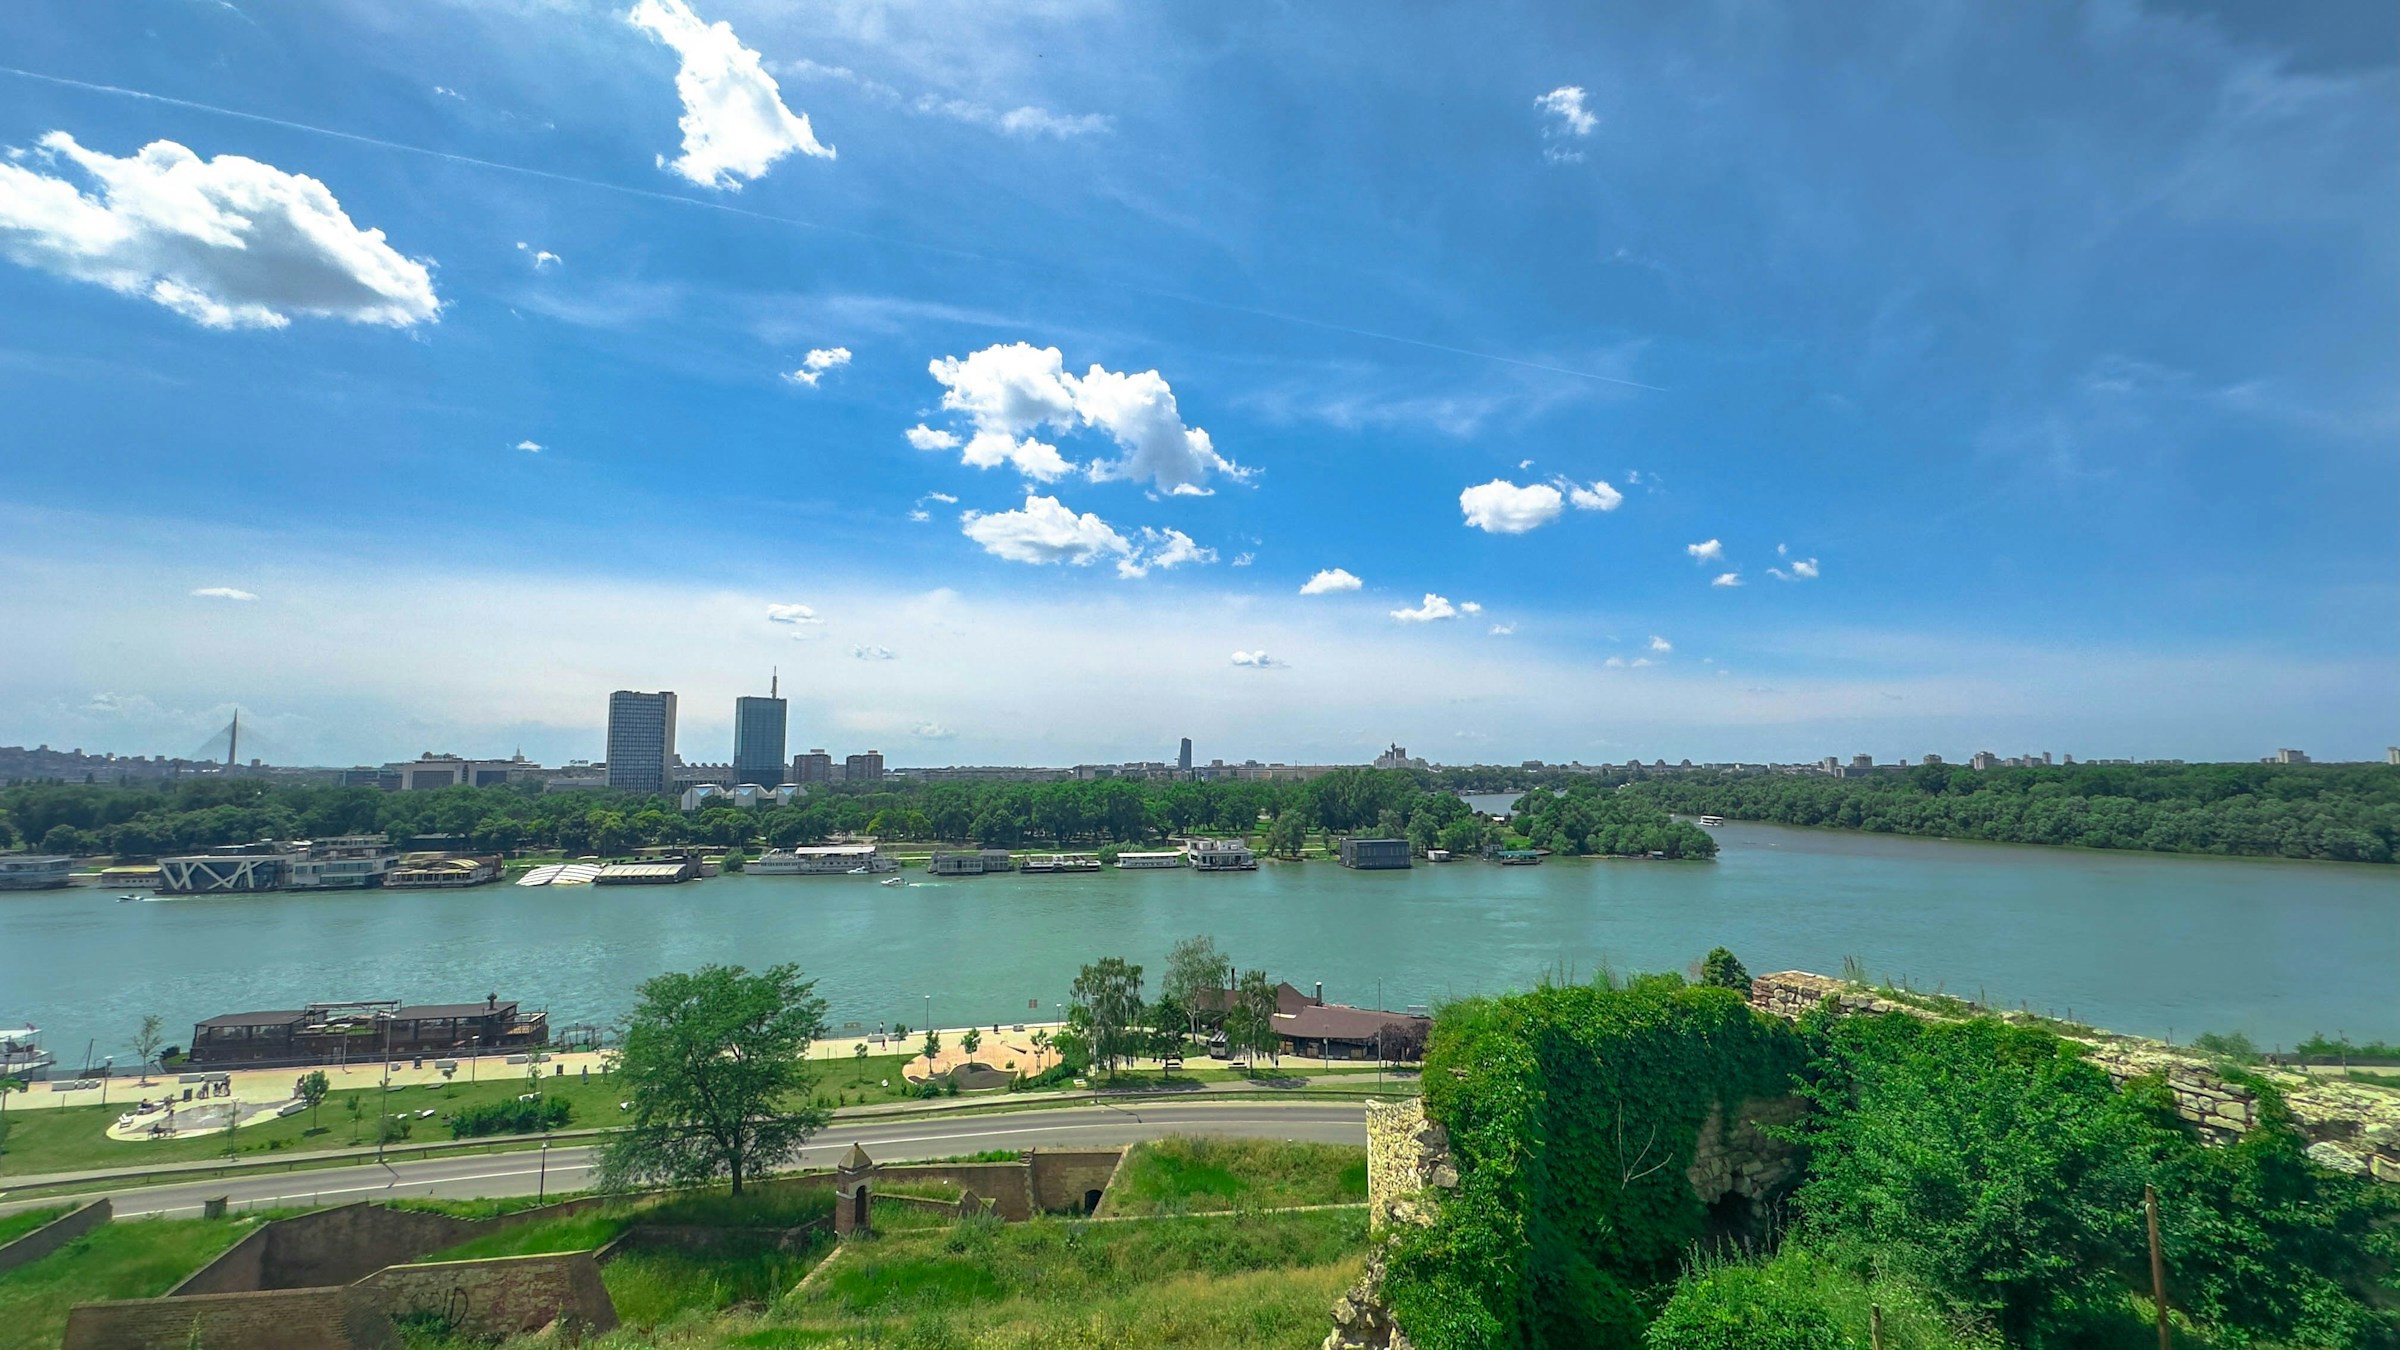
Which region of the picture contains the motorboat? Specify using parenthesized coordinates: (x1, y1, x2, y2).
(880, 876, 907, 887)
(116, 893, 142, 902)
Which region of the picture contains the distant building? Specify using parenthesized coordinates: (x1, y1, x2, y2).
(389, 752, 540, 791)
(793, 749, 835, 783)
(1373, 743, 1426, 770)
(734, 680, 789, 787)
(844, 750, 885, 783)
(0, 856, 73, 890)
(674, 762, 736, 790)
(2271, 748, 2311, 765)
(2389, 747, 2400, 766)
(606, 690, 677, 794)
(1970, 751, 1996, 771)
(1178, 737, 1193, 772)
(1338, 837, 1412, 870)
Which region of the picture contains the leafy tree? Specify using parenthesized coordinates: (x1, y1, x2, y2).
(960, 1026, 982, 1059)
(130, 1013, 164, 1084)
(1696, 947, 1751, 995)
(1265, 811, 1309, 859)
(1792, 1015, 2153, 1345)
(922, 1028, 942, 1062)
(296, 1070, 330, 1132)
(344, 1094, 364, 1144)
(1161, 934, 1227, 1039)
(1225, 968, 1282, 1068)
(1070, 957, 1146, 1075)
(597, 963, 830, 1196)
(1148, 992, 1190, 1059)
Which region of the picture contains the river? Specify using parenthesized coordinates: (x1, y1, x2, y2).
(2, 821, 2391, 1068)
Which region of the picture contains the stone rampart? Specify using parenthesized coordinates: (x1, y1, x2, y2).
(66, 1252, 615, 1350)
(0, 1198, 109, 1276)
(1749, 970, 2400, 1183)
(1686, 1095, 1807, 1211)
(1364, 1097, 1453, 1231)
(173, 1201, 478, 1294)
(1027, 1148, 1125, 1214)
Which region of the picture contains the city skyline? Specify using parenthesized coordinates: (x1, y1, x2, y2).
(0, 2, 2392, 767)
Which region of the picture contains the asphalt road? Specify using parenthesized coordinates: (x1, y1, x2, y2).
(44, 1101, 1370, 1220)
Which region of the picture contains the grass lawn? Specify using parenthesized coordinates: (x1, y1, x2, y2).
(1098, 1136, 1368, 1216)
(772, 1207, 1368, 1347)
(602, 1229, 834, 1329)
(0, 1215, 259, 1350)
(0, 1207, 70, 1248)
(0, 1056, 915, 1179)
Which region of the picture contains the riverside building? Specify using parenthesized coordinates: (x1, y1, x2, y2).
(734, 676, 789, 787)
(605, 690, 677, 793)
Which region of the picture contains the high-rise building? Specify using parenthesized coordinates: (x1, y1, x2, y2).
(844, 750, 885, 783)
(733, 675, 788, 787)
(792, 749, 834, 783)
(605, 690, 677, 794)
(1178, 737, 1193, 772)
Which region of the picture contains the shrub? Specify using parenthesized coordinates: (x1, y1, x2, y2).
(1644, 1259, 1839, 1350)
(447, 1095, 572, 1139)
(1697, 947, 1752, 995)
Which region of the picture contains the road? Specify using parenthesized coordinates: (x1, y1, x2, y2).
(27, 1101, 1369, 1220)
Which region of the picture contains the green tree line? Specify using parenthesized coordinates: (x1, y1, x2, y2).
(0, 767, 1688, 862)
(1626, 763, 2398, 863)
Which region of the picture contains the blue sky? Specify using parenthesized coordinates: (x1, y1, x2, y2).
(0, 0, 2392, 769)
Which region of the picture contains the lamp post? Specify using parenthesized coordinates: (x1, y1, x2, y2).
(538, 1140, 550, 1201)
(101, 1056, 113, 1106)
(374, 1013, 394, 1163)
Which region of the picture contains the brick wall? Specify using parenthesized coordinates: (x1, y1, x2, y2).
(173, 1201, 479, 1294)
(71, 1253, 619, 1350)
(1027, 1148, 1124, 1213)
(872, 1162, 1038, 1220)
(64, 1286, 361, 1350)
(359, 1251, 617, 1342)
(0, 1197, 109, 1277)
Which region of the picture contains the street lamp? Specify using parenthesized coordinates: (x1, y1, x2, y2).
(101, 1056, 113, 1105)
(538, 1140, 550, 1201)
(374, 1013, 395, 1163)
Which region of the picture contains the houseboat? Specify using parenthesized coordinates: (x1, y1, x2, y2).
(1697, 815, 1726, 828)
(1020, 854, 1102, 874)
(929, 849, 1017, 876)
(1114, 850, 1186, 869)
(1184, 838, 1258, 872)
(751, 845, 896, 875)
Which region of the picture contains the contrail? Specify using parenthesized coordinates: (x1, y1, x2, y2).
(0, 64, 1664, 391)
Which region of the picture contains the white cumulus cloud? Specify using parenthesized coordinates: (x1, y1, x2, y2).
(1114, 527, 1216, 579)
(1460, 479, 1564, 533)
(627, 0, 834, 190)
(515, 241, 561, 269)
(190, 586, 258, 601)
(959, 494, 1131, 567)
(1299, 567, 1363, 595)
(1767, 550, 1822, 581)
(0, 132, 440, 329)
(515, 440, 543, 452)
(1391, 593, 1460, 623)
(851, 644, 895, 660)
(1564, 479, 1623, 512)
(1711, 571, 1742, 588)
(765, 603, 821, 625)
(1536, 86, 1596, 160)
(905, 424, 960, 451)
(920, 342, 1247, 494)
(1489, 623, 1517, 636)
(1686, 538, 1724, 563)
(1648, 635, 1672, 653)
(1229, 650, 1284, 669)
(782, 345, 851, 387)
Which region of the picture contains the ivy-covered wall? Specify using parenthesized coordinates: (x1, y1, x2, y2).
(1382, 976, 1808, 1349)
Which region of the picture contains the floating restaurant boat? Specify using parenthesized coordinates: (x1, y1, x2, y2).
(1698, 815, 1726, 828)
(752, 845, 897, 875)
(1114, 851, 1186, 870)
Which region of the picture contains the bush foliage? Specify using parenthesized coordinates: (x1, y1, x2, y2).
(445, 1095, 571, 1139)
(1383, 975, 1807, 1349)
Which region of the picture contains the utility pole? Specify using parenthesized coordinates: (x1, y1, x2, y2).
(375, 1013, 394, 1163)
(2146, 1184, 2170, 1350)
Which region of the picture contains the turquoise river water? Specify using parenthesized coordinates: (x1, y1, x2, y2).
(1, 820, 2392, 1065)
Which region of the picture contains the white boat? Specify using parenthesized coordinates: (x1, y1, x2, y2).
(1, 1024, 56, 1081)
(753, 846, 897, 875)
(1697, 815, 1726, 828)
(1114, 851, 1186, 869)
(880, 876, 907, 887)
